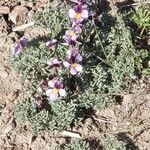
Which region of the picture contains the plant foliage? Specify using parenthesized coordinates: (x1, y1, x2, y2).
(13, 4, 148, 134)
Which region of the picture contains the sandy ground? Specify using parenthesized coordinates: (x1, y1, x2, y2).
(0, 0, 150, 149)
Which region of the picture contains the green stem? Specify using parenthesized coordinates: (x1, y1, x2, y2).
(92, 17, 112, 67)
(93, 21, 107, 58)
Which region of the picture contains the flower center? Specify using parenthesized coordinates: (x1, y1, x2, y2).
(71, 63, 77, 67)
(75, 13, 81, 20)
(70, 31, 75, 38)
(53, 88, 58, 94)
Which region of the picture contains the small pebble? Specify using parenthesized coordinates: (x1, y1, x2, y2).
(27, 2, 34, 8)
(0, 69, 9, 78)
(0, 6, 10, 14)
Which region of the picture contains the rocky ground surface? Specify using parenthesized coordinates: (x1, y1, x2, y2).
(0, 0, 150, 149)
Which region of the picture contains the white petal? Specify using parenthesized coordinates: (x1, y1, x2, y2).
(59, 89, 66, 97)
(75, 64, 83, 72)
(81, 10, 88, 19)
(75, 54, 82, 62)
(46, 89, 53, 97)
(50, 93, 58, 101)
(63, 62, 70, 68)
(52, 39, 57, 43)
(68, 9, 76, 18)
(70, 67, 77, 75)
(48, 80, 54, 88)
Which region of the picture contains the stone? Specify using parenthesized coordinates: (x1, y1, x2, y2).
(9, 6, 28, 25)
(0, 6, 10, 14)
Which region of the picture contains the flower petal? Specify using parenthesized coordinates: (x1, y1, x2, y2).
(47, 60, 52, 66)
(19, 37, 28, 47)
(70, 67, 78, 75)
(65, 30, 70, 36)
(48, 80, 54, 88)
(59, 89, 66, 97)
(69, 9, 76, 18)
(63, 62, 71, 68)
(54, 81, 63, 89)
(75, 54, 82, 62)
(75, 64, 83, 72)
(11, 42, 22, 55)
(81, 10, 88, 19)
(71, 34, 77, 41)
(50, 93, 58, 101)
(46, 89, 53, 97)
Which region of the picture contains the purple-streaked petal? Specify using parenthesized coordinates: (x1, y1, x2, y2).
(69, 9, 76, 18)
(66, 48, 79, 61)
(63, 62, 71, 68)
(48, 80, 54, 88)
(70, 48, 78, 57)
(54, 81, 63, 89)
(75, 64, 83, 72)
(59, 89, 66, 97)
(81, 10, 88, 19)
(74, 25, 82, 33)
(74, 4, 82, 13)
(50, 93, 58, 101)
(70, 67, 78, 75)
(75, 54, 82, 62)
(19, 37, 28, 47)
(11, 42, 22, 55)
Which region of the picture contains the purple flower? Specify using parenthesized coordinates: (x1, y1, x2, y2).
(46, 39, 57, 48)
(11, 37, 28, 56)
(19, 37, 28, 47)
(47, 58, 62, 68)
(46, 78, 66, 101)
(63, 26, 82, 45)
(63, 48, 83, 75)
(68, 4, 88, 24)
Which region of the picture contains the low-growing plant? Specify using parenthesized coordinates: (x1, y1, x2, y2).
(100, 135, 126, 150)
(11, 1, 148, 134)
(132, 6, 150, 35)
(55, 139, 91, 150)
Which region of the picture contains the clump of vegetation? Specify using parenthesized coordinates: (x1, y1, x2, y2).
(131, 5, 150, 74)
(11, 0, 149, 137)
(132, 6, 150, 36)
(55, 139, 91, 150)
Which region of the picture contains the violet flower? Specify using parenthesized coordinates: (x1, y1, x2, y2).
(46, 39, 57, 48)
(11, 37, 28, 56)
(63, 48, 83, 75)
(46, 78, 66, 101)
(47, 58, 62, 68)
(63, 25, 82, 45)
(68, 4, 88, 24)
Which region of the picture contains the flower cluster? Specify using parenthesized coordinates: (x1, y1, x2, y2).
(11, 0, 88, 102)
(46, 1, 88, 100)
